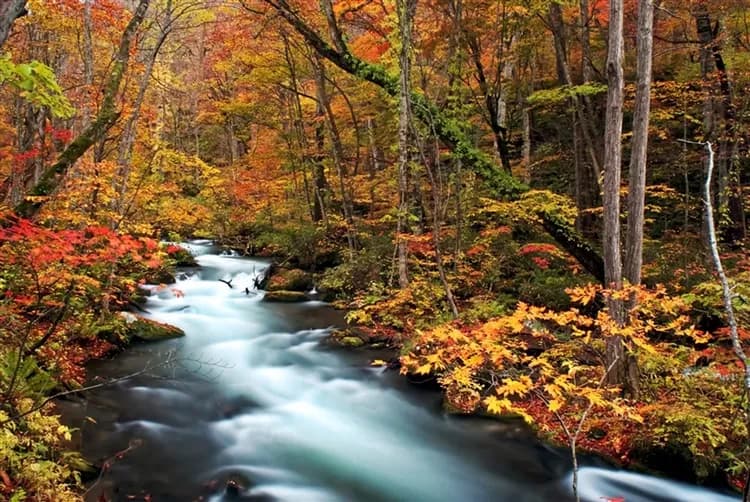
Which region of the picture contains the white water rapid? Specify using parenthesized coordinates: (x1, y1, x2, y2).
(74, 241, 740, 502)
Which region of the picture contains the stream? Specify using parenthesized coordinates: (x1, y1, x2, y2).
(65, 241, 741, 501)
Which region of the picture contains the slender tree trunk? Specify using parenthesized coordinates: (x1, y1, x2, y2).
(320, 0, 347, 54)
(624, 0, 654, 286)
(396, 0, 417, 288)
(701, 142, 750, 502)
(313, 101, 328, 222)
(464, 35, 512, 172)
(522, 106, 531, 173)
(602, 0, 634, 395)
(548, 2, 602, 181)
(366, 117, 380, 217)
(549, 1, 602, 239)
(312, 56, 356, 249)
(419, 131, 459, 317)
(282, 33, 322, 221)
(579, 0, 595, 83)
(81, 0, 94, 127)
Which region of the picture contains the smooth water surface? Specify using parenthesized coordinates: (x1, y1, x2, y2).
(68, 241, 740, 502)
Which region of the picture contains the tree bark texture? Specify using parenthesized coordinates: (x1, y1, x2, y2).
(0, 0, 26, 48)
(602, 0, 639, 396)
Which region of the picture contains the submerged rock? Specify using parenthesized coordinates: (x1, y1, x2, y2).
(119, 312, 185, 341)
(262, 290, 308, 303)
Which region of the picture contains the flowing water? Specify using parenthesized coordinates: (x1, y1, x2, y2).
(66, 241, 740, 501)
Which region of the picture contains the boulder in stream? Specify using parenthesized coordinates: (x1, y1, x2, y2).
(119, 312, 186, 341)
(169, 246, 199, 267)
(144, 268, 177, 285)
(266, 268, 313, 292)
(326, 328, 368, 348)
(262, 290, 308, 303)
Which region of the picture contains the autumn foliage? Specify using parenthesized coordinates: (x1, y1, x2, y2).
(0, 0, 747, 498)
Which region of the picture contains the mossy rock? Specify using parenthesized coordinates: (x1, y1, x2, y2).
(263, 290, 308, 303)
(144, 268, 176, 285)
(327, 328, 367, 348)
(169, 246, 199, 267)
(338, 336, 365, 348)
(266, 268, 313, 292)
(119, 312, 185, 341)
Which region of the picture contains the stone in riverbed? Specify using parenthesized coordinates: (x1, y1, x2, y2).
(326, 328, 367, 348)
(262, 290, 308, 302)
(144, 268, 177, 285)
(338, 336, 365, 348)
(266, 268, 314, 292)
(169, 246, 199, 267)
(118, 312, 185, 341)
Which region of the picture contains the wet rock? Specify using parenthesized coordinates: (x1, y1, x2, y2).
(169, 246, 199, 267)
(144, 268, 176, 285)
(118, 312, 185, 341)
(266, 268, 313, 292)
(326, 328, 367, 348)
(226, 478, 242, 497)
(200, 472, 257, 500)
(339, 336, 365, 348)
(587, 427, 607, 440)
(262, 290, 308, 303)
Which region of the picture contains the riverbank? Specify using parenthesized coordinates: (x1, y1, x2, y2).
(0, 223, 195, 500)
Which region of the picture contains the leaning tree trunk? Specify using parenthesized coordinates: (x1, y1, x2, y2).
(312, 55, 357, 250)
(549, 1, 601, 238)
(15, 0, 151, 219)
(702, 142, 750, 502)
